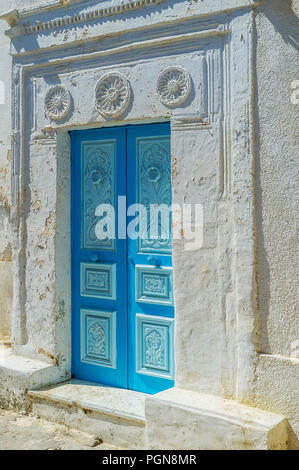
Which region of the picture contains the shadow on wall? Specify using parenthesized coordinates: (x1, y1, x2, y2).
(254, 0, 299, 354)
(262, 0, 299, 48)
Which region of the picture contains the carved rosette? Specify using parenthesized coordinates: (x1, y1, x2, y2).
(44, 85, 72, 121)
(95, 72, 131, 118)
(157, 66, 191, 107)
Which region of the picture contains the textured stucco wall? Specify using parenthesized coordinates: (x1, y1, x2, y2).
(252, 0, 299, 449)
(0, 0, 50, 337)
(0, 0, 51, 336)
(0, 3, 12, 338)
(256, 0, 298, 360)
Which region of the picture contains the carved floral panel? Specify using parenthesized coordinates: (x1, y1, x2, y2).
(136, 136, 172, 253)
(136, 314, 174, 379)
(80, 309, 116, 368)
(81, 140, 116, 250)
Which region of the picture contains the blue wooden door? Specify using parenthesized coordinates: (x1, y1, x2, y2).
(71, 123, 174, 394)
(127, 124, 174, 393)
(71, 127, 128, 389)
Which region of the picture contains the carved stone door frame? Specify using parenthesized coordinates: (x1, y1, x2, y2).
(1, 0, 258, 412)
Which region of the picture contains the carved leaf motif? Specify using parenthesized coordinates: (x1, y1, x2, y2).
(144, 328, 164, 367)
(137, 138, 172, 253)
(88, 320, 106, 356)
(82, 142, 115, 250)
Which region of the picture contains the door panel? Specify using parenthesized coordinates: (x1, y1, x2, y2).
(135, 265, 173, 306)
(71, 123, 174, 394)
(81, 139, 116, 251)
(135, 135, 172, 254)
(71, 127, 127, 388)
(127, 123, 174, 394)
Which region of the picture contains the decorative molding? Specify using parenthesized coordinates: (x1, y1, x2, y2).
(198, 54, 209, 119)
(136, 313, 174, 380)
(80, 262, 116, 299)
(136, 136, 172, 254)
(171, 114, 211, 131)
(80, 308, 116, 368)
(82, 140, 116, 250)
(136, 265, 173, 306)
(220, 36, 232, 199)
(95, 72, 131, 118)
(9, 27, 229, 61)
(3, 0, 167, 37)
(0, 9, 20, 27)
(31, 128, 58, 144)
(157, 66, 191, 107)
(44, 85, 72, 121)
(11, 63, 27, 346)
(18, 0, 84, 16)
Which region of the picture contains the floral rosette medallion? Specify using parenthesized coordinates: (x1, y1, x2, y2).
(44, 85, 72, 121)
(95, 72, 132, 118)
(157, 66, 191, 107)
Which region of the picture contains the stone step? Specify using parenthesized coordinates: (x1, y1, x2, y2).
(28, 379, 147, 449)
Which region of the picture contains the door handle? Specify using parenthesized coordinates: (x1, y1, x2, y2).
(128, 256, 135, 266)
(89, 252, 100, 262)
(147, 256, 161, 267)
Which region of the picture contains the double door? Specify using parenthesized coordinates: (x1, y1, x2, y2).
(71, 123, 174, 394)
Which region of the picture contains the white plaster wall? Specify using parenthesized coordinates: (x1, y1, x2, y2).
(252, 0, 299, 449)
(255, 0, 298, 359)
(0, 0, 53, 337)
(0, 3, 12, 338)
(0, 0, 53, 335)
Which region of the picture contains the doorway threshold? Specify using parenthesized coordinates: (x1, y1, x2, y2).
(28, 379, 147, 448)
